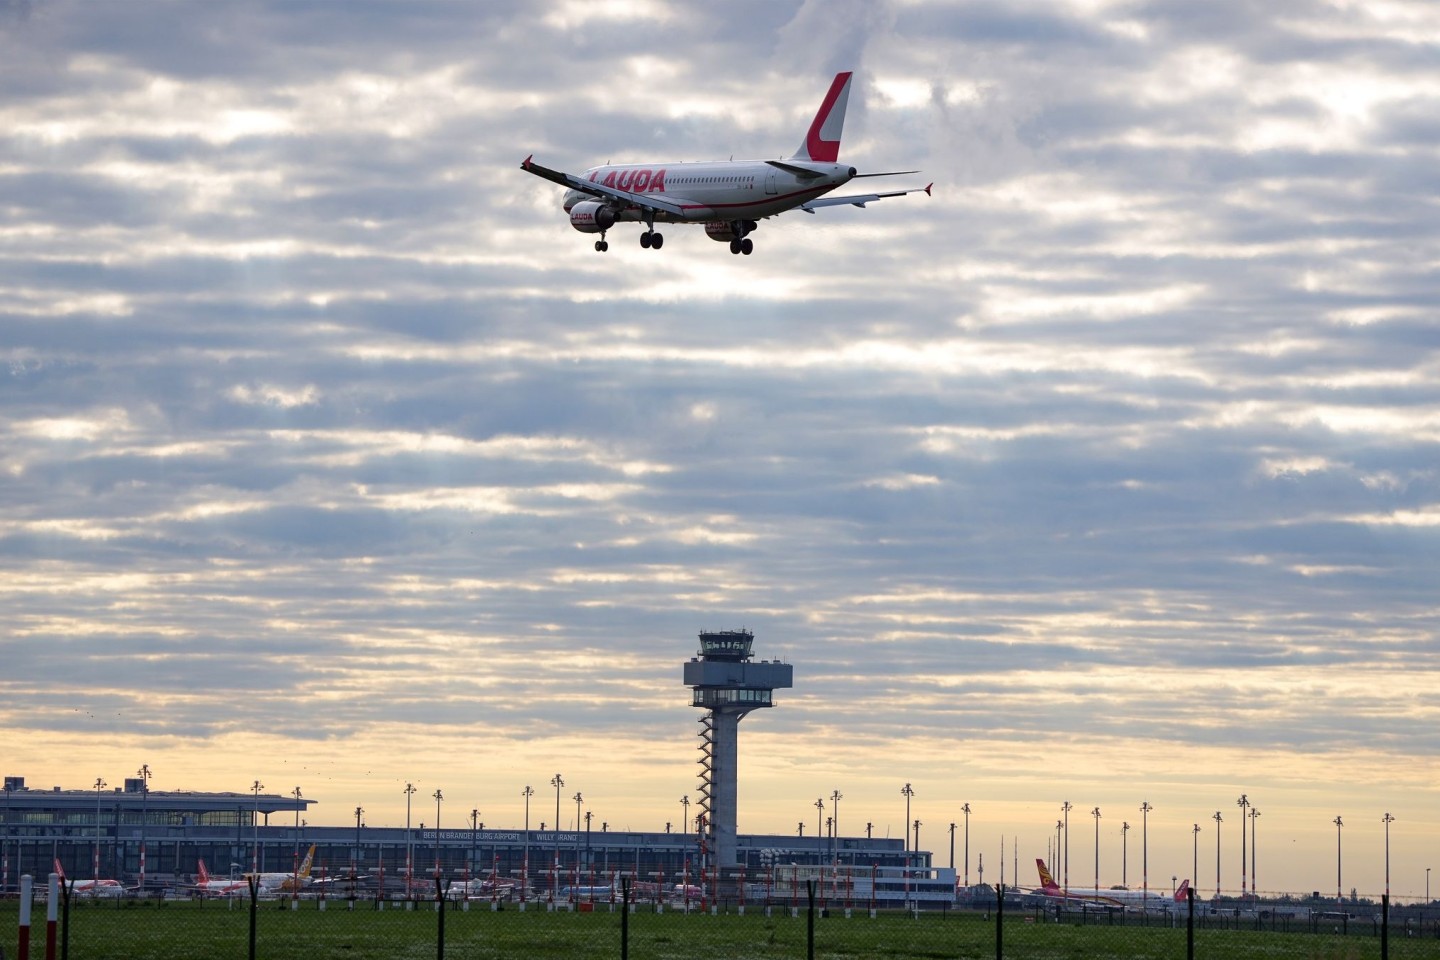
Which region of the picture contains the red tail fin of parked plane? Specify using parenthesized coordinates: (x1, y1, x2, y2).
(198, 859, 211, 883)
(1035, 858, 1061, 892)
(1174, 879, 1190, 901)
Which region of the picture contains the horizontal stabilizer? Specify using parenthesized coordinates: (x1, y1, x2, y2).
(765, 159, 828, 180)
(799, 182, 931, 213)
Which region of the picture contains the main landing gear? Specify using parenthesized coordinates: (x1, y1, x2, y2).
(727, 221, 754, 256)
(594, 238, 609, 252)
(639, 230, 664, 250)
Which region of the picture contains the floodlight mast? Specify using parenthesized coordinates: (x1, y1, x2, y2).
(684, 629, 792, 873)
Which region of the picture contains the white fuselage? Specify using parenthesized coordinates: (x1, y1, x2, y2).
(562, 159, 855, 224)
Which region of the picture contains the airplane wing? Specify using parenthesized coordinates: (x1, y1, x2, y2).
(798, 182, 932, 213)
(520, 155, 688, 218)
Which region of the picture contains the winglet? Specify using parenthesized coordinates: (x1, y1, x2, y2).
(521, 154, 533, 169)
(791, 72, 852, 163)
(925, 182, 933, 196)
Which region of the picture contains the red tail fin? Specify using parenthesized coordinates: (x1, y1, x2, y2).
(53, 858, 66, 880)
(197, 859, 211, 883)
(1174, 879, 1190, 902)
(1035, 858, 1061, 891)
(791, 72, 852, 163)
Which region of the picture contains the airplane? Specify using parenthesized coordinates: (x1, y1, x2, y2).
(521, 71, 930, 255)
(1033, 859, 1191, 909)
(245, 844, 316, 893)
(192, 859, 248, 897)
(53, 859, 126, 897)
(444, 877, 516, 901)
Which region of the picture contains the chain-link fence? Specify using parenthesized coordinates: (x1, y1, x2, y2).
(5, 876, 1438, 960)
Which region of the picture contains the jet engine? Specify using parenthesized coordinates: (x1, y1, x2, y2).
(704, 220, 758, 242)
(569, 200, 619, 234)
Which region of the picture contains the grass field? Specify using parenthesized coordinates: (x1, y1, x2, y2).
(1, 898, 1433, 960)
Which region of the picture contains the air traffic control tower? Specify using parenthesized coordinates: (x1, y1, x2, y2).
(684, 629, 793, 871)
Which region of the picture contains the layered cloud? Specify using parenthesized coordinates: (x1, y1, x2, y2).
(1, 0, 1436, 895)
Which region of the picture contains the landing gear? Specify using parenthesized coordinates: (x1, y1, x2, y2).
(727, 221, 755, 255)
(640, 230, 664, 250)
(594, 239, 609, 252)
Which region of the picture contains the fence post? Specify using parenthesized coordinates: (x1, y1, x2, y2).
(435, 877, 446, 960)
(995, 883, 1004, 960)
(59, 874, 71, 960)
(1382, 894, 1389, 960)
(248, 875, 258, 960)
(1186, 885, 1194, 960)
(44, 874, 57, 960)
(620, 877, 630, 960)
(19, 874, 33, 960)
(807, 879, 816, 960)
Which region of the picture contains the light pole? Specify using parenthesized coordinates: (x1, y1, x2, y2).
(901, 783, 914, 865)
(1426, 866, 1430, 907)
(1055, 820, 1062, 878)
(354, 806, 363, 893)
(521, 785, 533, 901)
(3, 778, 10, 895)
(814, 798, 824, 863)
(1249, 808, 1259, 894)
(1091, 807, 1101, 901)
(1140, 801, 1152, 901)
(1213, 811, 1222, 899)
(404, 782, 416, 895)
(137, 764, 151, 894)
(551, 774, 563, 899)
(1334, 815, 1343, 906)
(251, 780, 264, 874)
(1121, 821, 1129, 888)
(830, 790, 842, 866)
(1191, 823, 1200, 899)
(1236, 795, 1249, 897)
(573, 792, 583, 889)
(913, 819, 921, 856)
(962, 803, 971, 888)
(291, 786, 302, 894)
(1062, 801, 1073, 895)
(433, 789, 443, 879)
(948, 822, 956, 871)
(470, 808, 479, 880)
(93, 776, 106, 883)
(866, 821, 873, 840)
(1383, 813, 1394, 900)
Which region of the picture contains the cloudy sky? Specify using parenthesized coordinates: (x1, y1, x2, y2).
(3, 0, 1438, 898)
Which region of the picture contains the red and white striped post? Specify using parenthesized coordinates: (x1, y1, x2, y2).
(18, 873, 33, 960)
(45, 871, 59, 960)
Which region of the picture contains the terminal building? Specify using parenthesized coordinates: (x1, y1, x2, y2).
(1, 630, 951, 905)
(1, 775, 942, 903)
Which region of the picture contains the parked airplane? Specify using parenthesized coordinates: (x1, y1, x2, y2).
(192, 859, 247, 897)
(53, 859, 125, 897)
(245, 844, 316, 893)
(1033, 859, 1190, 909)
(521, 71, 929, 255)
(444, 877, 516, 900)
